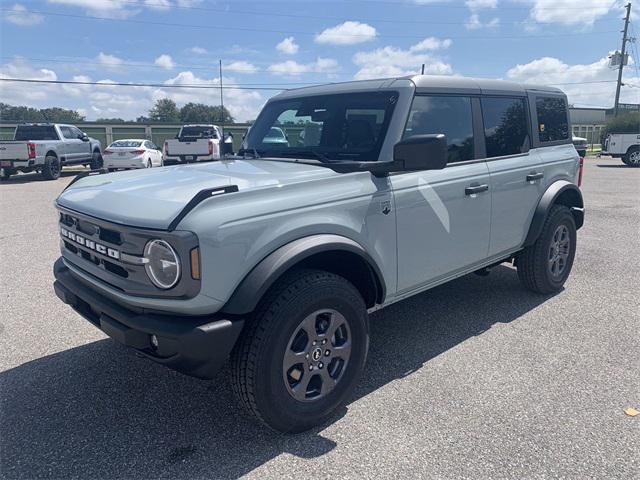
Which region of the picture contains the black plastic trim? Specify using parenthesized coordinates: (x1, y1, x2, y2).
(221, 234, 386, 315)
(523, 180, 584, 247)
(64, 168, 109, 191)
(167, 185, 239, 232)
(53, 258, 243, 379)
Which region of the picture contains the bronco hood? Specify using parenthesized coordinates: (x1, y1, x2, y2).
(56, 159, 337, 229)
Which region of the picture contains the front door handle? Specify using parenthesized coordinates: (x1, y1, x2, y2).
(465, 184, 489, 196)
(526, 172, 544, 182)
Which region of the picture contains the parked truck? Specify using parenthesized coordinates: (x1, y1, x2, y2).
(602, 132, 640, 167)
(0, 123, 102, 181)
(163, 124, 222, 164)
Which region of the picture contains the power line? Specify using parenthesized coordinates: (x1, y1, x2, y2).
(0, 8, 620, 40)
(13, 0, 627, 13)
(0, 78, 287, 90)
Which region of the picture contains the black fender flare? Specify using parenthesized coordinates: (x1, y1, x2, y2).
(523, 180, 584, 247)
(221, 234, 386, 315)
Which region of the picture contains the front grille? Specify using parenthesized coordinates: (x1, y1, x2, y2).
(56, 206, 201, 299)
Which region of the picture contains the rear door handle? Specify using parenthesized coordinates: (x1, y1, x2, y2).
(465, 184, 489, 196)
(526, 172, 544, 182)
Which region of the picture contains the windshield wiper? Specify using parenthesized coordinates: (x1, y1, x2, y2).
(270, 150, 334, 163)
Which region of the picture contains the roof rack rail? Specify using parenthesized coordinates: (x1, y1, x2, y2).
(168, 185, 239, 231)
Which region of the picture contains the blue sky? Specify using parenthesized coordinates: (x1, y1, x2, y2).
(1, 0, 639, 121)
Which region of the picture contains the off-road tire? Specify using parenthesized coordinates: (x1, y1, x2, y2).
(90, 151, 103, 170)
(41, 154, 61, 180)
(230, 268, 369, 433)
(623, 147, 640, 167)
(518, 205, 577, 294)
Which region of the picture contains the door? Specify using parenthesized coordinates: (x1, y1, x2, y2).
(481, 96, 546, 256)
(59, 126, 84, 162)
(70, 126, 92, 162)
(391, 95, 491, 292)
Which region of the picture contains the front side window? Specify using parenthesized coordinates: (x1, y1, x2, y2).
(536, 96, 569, 142)
(244, 91, 398, 161)
(60, 126, 75, 139)
(481, 97, 529, 158)
(403, 95, 474, 163)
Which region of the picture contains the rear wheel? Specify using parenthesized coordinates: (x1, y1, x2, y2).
(41, 155, 61, 180)
(90, 151, 102, 170)
(623, 147, 640, 167)
(231, 269, 369, 432)
(517, 205, 577, 294)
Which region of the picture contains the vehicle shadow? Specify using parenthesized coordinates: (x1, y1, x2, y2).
(596, 164, 630, 168)
(0, 170, 83, 185)
(1, 265, 555, 479)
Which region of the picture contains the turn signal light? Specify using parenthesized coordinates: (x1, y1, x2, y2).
(208, 140, 214, 155)
(190, 247, 201, 280)
(27, 142, 36, 159)
(103, 149, 113, 155)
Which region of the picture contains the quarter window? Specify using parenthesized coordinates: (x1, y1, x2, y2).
(536, 96, 569, 142)
(403, 95, 474, 163)
(481, 97, 529, 158)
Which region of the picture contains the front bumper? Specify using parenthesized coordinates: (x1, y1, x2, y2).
(53, 258, 244, 379)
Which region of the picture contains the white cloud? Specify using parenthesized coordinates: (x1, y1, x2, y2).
(4, 4, 44, 26)
(225, 61, 257, 74)
(353, 37, 453, 80)
(97, 52, 124, 70)
(465, 0, 497, 10)
(529, 0, 615, 26)
(315, 21, 377, 45)
(144, 0, 170, 10)
(190, 46, 207, 55)
(154, 54, 176, 69)
(268, 58, 339, 76)
(0, 58, 269, 122)
(276, 37, 299, 55)
(506, 56, 640, 107)
(466, 13, 500, 29)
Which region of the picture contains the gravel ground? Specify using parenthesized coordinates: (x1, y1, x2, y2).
(0, 157, 638, 479)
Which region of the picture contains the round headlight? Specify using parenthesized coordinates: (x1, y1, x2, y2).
(144, 239, 180, 289)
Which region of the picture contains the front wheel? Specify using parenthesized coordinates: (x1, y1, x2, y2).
(90, 151, 103, 170)
(231, 269, 369, 433)
(517, 205, 577, 294)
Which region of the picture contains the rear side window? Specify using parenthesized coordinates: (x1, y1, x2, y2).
(403, 95, 474, 163)
(481, 97, 529, 158)
(536, 96, 569, 142)
(14, 126, 58, 141)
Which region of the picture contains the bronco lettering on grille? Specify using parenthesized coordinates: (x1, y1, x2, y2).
(60, 227, 120, 260)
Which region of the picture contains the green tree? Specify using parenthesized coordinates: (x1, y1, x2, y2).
(0, 103, 84, 122)
(148, 98, 180, 122)
(96, 117, 126, 123)
(179, 102, 234, 123)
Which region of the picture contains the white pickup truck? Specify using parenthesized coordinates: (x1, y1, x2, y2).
(602, 132, 640, 167)
(163, 124, 222, 164)
(0, 123, 102, 181)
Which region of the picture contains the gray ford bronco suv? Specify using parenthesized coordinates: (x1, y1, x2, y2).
(53, 76, 584, 432)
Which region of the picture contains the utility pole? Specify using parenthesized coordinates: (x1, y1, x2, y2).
(219, 59, 225, 127)
(614, 2, 632, 117)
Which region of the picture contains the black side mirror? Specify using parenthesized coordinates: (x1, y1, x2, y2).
(78, 133, 89, 141)
(393, 134, 448, 171)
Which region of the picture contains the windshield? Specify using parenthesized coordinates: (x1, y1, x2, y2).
(14, 125, 59, 141)
(179, 126, 217, 139)
(244, 91, 398, 161)
(110, 140, 143, 148)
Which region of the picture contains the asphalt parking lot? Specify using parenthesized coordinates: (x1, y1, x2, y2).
(1, 157, 638, 479)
